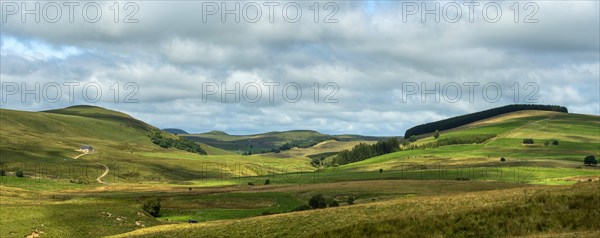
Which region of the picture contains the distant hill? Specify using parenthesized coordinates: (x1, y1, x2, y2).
(163, 128, 189, 134)
(182, 130, 388, 154)
(404, 104, 568, 138)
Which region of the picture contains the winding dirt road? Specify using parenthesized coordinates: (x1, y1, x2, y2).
(96, 163, 109, 184)
(72, 152, 109, 184)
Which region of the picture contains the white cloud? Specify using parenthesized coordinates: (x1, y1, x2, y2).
(1, 1, 598, 135)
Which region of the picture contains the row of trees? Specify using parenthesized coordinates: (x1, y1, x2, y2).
(333, 138, 400, 166)
(150, 132, 207, 154)
(402, 134, 496, 151)
(404, 104, 568, 138)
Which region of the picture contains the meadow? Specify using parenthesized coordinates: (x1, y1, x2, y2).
(1, 106, 599, 237)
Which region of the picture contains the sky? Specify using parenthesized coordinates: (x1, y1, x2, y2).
(1, 1, 599, 136)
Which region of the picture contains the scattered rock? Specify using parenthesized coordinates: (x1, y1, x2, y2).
(25, 229, 44, 238)
(135, 221, 145, 227)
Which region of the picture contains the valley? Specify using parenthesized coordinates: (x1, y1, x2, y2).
(1, 105, 599, 237)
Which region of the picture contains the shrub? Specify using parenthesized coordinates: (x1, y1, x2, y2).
(292, 205, 311, 212)
(328, 200, 340, 207)
(69, 178, 89, 184)
(309, 194, 327, 209)
(0, 169, 5, 176)
(522, 139, 535, 144)
(247, 182, 255, 186)
(584, 155, 598, 166)
(552, 140, 559, 145)
(264, 179, 270, 185)
(409, 135, 417, 142)
(142, 198, 161, 217)
(15, 170, 24, 177)
(379, 168, 383, 173)
(500, 157, 506, 162)
(433, 130, 440, 139)
(311, 158, 321, 167)
(544, 141, 550, 146)
(455, 177, 470, 181)
(347, 196, 355, 205)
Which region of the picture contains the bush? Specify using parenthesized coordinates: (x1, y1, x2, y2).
(552, 140, 559, 145)
(433, 130, 440, 139)
(409, 135, 417, 142)
(328, 200, 340, 207)
(584, 155, 598, 166)
(264, 179, 270, 185)
(142, 198, 161, 217)
(347, 196, 355, 205)
(292, 205, 311, 212)
(455, 177, 470, 181)
(0, 170, 5, 176)
(311, 158, 321, 167)
(309, 194, 327, 209)
(500, 157, 506, 162)
(247, 182, 255, 186)
(522, 139, 535, 144)
(15, 170, 24, 177)
(544, 141, 550, 146)
(379, 168, 383, 173)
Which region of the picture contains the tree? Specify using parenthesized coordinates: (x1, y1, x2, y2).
(16, 170, 24, 177)
(379, 168, 383, 173)
(409, 135, 417, 142)
(522, 139, 534, 144)
(0, 169, 5, 176)
(584, 155, 597, 166)
(311, 158, 321, 167)
(264, 179, 270, 185)
(309, 194, 327, 209)
(552, 140, 559, 145)
(433, 130, 440, 139)
(500, 157, 506, 162)
(142, 198, 161, 217)
(544, 141, 550, 146)
(328, 200, 339, 207)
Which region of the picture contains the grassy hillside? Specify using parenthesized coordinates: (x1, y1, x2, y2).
(182, 130, 388, 154)
(343, 111, 599, 171)
(1, 106, 599, 238)
(0, 106, 313, 184)
(109, 182, 600, 238)
(182, 130, 334, 153)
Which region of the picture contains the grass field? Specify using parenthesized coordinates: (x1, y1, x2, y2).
(1, 106, 599, 237)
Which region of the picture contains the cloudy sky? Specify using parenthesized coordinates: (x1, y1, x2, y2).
(1, 1, 598, 136)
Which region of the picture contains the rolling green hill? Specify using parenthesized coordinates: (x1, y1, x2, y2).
(162, 128, 189, 134)
(0, 106, 313, 183)
(182, 130, 388, 154)
(1, 105, 599, 238)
